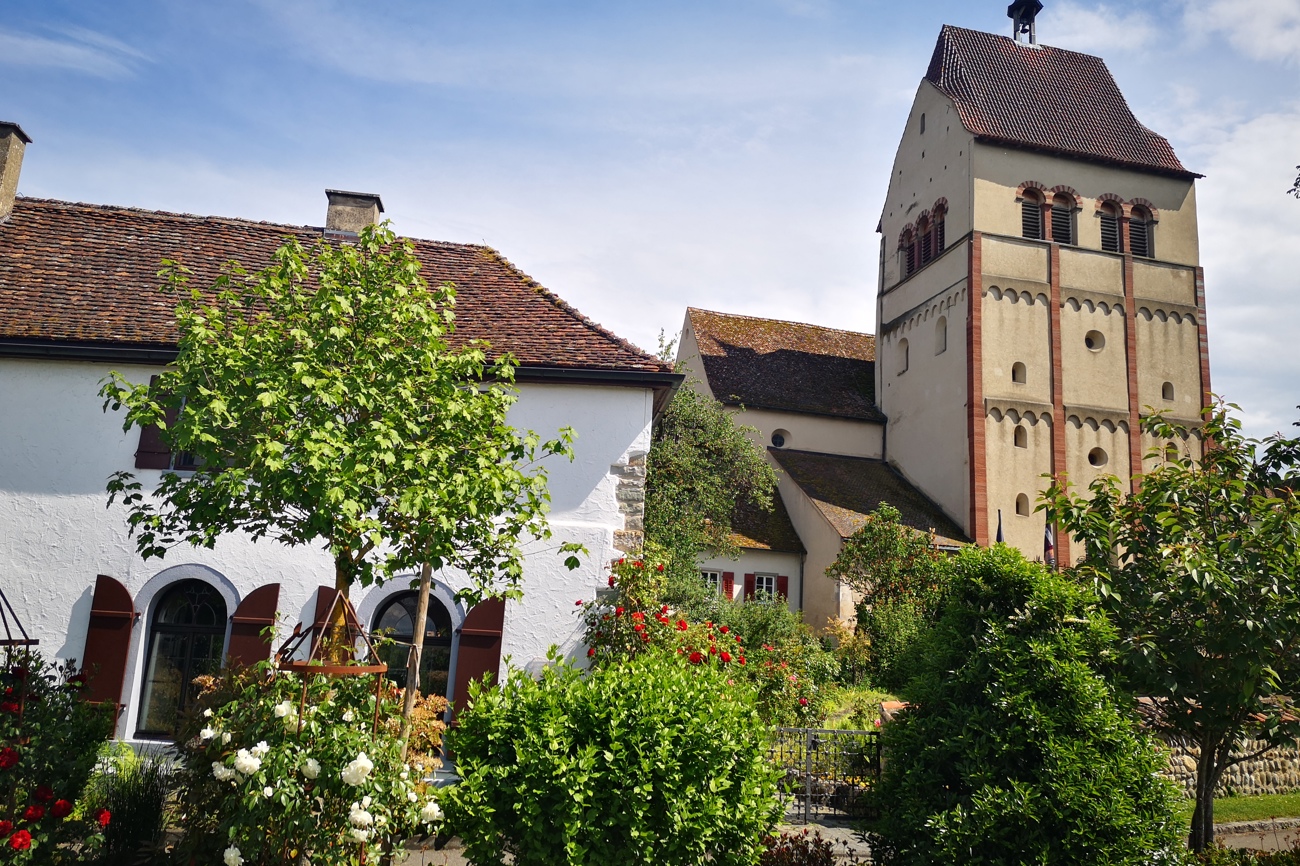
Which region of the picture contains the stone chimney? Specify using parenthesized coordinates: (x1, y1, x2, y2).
(0, 122, 32, 223)
(324, 189, 384, 236)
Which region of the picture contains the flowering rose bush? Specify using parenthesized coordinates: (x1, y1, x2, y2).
(171, 663, 443, 866)
(445, 647, 780, 866)
(0, 652, 114, 864)
(580, 555, 832, 725)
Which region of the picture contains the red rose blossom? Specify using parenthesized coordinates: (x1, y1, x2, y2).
(51, 800, 72, 819)
(656, 564, 664, 572)
(660, 604, 669, 614)
(23, 804, 44, 821)
(587, 648, 596, 658)
(676, 620, 687, 631)
(608, 575, 616, 587)
(799, 698, 809, 707)
(0, 747, 18, 769)
(633, 624, 645, 633)
(96, 809, 111, 828)
(721, 651, 732, 663)
(0, 820, 11, 835)
(34, 785, 53, 802)
(9, 829, 30, 850)
(615, 606, 625, 616)
(631, 611, 645, 622)
(575, 599, 583, 606)
(688, 651, 704, 665)
(0, 702, 19, 715)
(634, 561, 643, 568)
(738, 657, 746, 666)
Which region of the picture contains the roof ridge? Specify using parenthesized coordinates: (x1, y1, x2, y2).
(689, 307, 876, 340)
(480, 248, 669, 371)
(936, 23, 1107, 61)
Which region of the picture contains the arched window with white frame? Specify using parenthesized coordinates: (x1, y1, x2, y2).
(136, 579, 228, 739)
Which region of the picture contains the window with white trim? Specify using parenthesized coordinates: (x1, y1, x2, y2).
(754, 573, 777, 597)
(701, 570, 722, 595)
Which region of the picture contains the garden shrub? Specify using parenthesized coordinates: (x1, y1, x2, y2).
(1193, 843, 1300, 865)
(0, 651, 115, 863)
(83, 744, 172, 863)
(171, 664, 442, 866)
(869, 546, 1183, 866)
(857, 597, 926, 693)
(444, 647, 781, 866)
(759, 829, 835, 866)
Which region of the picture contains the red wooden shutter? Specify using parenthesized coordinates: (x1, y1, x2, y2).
(226, 583, 280, 667)
(82, 575, 135, 709)
(743, 574, 756, 601)
(721, 572, 735, 599)
(776, 575, 789, 601)
(134, 375, 177, 470)
(450, 598, 505, 721)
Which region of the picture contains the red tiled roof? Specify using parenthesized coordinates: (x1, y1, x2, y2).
(728, 494, 804, 554)
(926, 26, 1197, 178)
(687, 308, 882, 422)
(0, 198, 671, 373)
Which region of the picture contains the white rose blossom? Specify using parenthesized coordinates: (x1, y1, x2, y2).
(348, 802, 374, 827)
(420, 800, 443, 823)
(200, 726, 216, 740)
(203, 708, 213, 718)
(273, 700, 294, 718)
(212, 762, 236, 783)
(349, 828, 370, 843)
(251, 741, 270, 759)
(301, 757, 321, 780)
(342, 709, 355, 723)
(341, 752, 373, 786)
(233, 749, 262, 776)
(221, 732, 232, 745)
(263, 786, 274, 798)
(223, 846, 243, 866)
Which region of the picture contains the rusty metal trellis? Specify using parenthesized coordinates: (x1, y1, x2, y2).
(769, 727, 880, 824)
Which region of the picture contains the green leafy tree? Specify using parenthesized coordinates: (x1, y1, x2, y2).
(1042, 404, 1300, 852)
(869, 546, 1183, 866)
(644, 384, 778, 588)
(100, 224, 577, 605)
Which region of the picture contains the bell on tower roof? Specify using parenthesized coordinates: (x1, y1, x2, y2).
(1008, 0, 1044, 45)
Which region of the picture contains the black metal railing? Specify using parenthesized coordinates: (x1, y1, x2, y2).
(769, 727, 880, 823)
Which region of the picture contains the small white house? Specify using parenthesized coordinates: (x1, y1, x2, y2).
(0, 122, 679, 742)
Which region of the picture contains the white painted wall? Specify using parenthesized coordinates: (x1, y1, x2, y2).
(697, 549, 803, 612)
(0, 358, 651, 738)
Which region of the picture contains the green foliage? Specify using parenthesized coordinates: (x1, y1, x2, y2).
(645, 384, 778, 583)
(826, 503, 948, 614)
(856, 598, 926, 693)
(0, 652, 115, 863)
(445, 648, 781, 866)
(84, 746, 172, 864)
(100, 223, 576, 602)
(1042, 403, 1300, 851)
(869, 546, 1183, 866)
(1193, 843, 1300, 865)
(759, 830, 836, 866)
(581, 554, 836, 726)
(821, 686, 895, 731)
(170, 664, 442, 866)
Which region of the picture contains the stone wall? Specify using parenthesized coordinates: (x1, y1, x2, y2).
(611, 449, 646, 553)
(1158, 736, 1300, 798)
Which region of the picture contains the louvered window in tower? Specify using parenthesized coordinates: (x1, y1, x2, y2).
(934, 216, 945, 252)
(1021, 194, 1043, 240)
(1050, 194, 1074, 245)
(1130, 208, 1153, 257)
(918, 218, 933, 264)
(1099, 203, 1121, 252)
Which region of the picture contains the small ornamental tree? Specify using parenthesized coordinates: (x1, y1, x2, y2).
(869, 546, 1183, 866)
(0, 653, 115, 864)
(444, 648, 781, 866)
(645, 384, 778, 590)
(1042, 404, 1300, 852)
(100, 223, 577, 605)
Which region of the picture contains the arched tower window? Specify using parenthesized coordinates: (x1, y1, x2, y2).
(137, 579, 228, 739)
(1162, 381, 1175, 402)
(917, 215, 933, 265)
(1015, 493, 1030, 516)
(1099, 201, 1122, 252)
(372, 591, 455, 698)
(897, 338, 909, 374)
(935, 316, 947, 355)
(932, 201, 947, 254)
(899, 228, 917, 276)
(1011, 361, 1027, 384)
(1050, 193, 1075, 245)
(1021, 190, 1044, 240)
(1130, 206, 1154, 258)
(1014, 426, 1028, 448)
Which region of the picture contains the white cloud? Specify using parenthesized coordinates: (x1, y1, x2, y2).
(1184, 0, 1300, 64)
(1037, 2, 1157, 53)
(0, 26, 145, 78)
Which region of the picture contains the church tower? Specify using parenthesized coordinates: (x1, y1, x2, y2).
(876, 9, 1210, 562)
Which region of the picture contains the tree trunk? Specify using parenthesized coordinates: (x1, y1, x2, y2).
(327, 551, 353, 664)
(1189, 733, 1220, 852)
(400, 561, 433, 761)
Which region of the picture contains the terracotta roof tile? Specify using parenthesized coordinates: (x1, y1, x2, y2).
(0, 198, 671, 373)
(687, 308, 882, 421)
(771, 448, 968, 547)
(926, 26, 1196, 178)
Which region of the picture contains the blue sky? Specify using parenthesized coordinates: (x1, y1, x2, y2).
(4, 0, 1299, 438)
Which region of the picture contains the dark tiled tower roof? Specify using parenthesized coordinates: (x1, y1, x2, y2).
(926, 25, 1196, 178)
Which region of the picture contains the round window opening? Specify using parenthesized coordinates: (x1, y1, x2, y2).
(1085, 330, 1106, 352)
(771, 429, 790, 448)
(1088, 447, 1108, 467)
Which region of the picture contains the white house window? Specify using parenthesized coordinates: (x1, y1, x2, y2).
(372, 591, 455, 698)
(754, 574, 777, 597)
(701, 570, 722, 594)
(136, 579, 227, 739)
